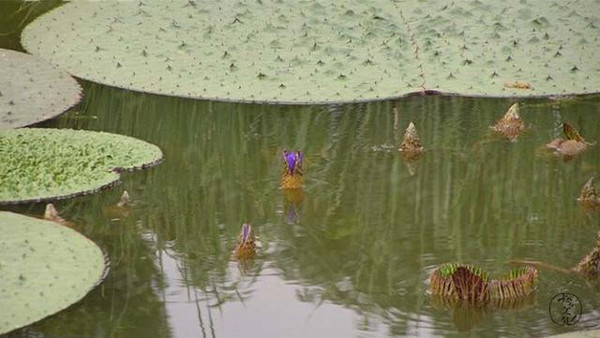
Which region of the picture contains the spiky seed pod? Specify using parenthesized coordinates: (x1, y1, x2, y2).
(545, 122, 589, 157)
(117, 190, 132, 208)
(563, 122, 586, 143)
(43, 203, 63, 223)
(573, 232, 600, 279)
(577, 177, 600, 207)
(399, 122, 424, 159)
(491, 103, 525, 140)
(234, 223, 256, 260)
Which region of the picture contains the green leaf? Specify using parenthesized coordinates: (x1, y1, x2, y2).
(0, 128, 163, 204)
(21, 1, 600, 104)
(0, 49, 81, 129)
(0, 211, 107, 335)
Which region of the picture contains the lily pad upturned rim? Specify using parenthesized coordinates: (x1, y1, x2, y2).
(0, 211, 108, 335)
(0, 48, 82, 128)
(0, 128, 164, 205)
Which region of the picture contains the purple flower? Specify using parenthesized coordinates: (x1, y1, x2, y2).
(282, 150, 303, 175)
(241, 223, 251, 242)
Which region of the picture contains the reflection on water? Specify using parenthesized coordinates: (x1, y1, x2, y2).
(4, 82, 598, 337)
(5, 3, 600, 337)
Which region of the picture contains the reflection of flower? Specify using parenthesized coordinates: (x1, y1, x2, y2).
(281, 150, 304, 189)
(283, 189, 304, 224)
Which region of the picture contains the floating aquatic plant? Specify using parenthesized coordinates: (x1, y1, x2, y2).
(398, 122, 424, 160)
(20, 1, 600, 103)
(487, 267, 538, 300)
(104, 190, 133, 220)
(490, 103, 524, 141)
(233, 223, 256, 260)
(573, 232, 600, 280)
(429, 264, 537, 303)
(40, 203, 76, 228)
(578, 177, 600, 207)
(0, 128, 163, 204)
(281, 150, 304, 189)
(0, 48, 81, 128)
(0, 211, 107, 335)
(546, 122, 591, 157)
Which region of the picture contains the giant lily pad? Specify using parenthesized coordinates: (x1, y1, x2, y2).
(0, 211, 107, 335)
(20, 1, 600, 103)
(0, 128, 163, 204)
(0, 48, 81, 129)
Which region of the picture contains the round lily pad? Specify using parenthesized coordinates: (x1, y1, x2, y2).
(0, 211, 107, 335)
(0, 128, 163, 204)
(0, 48, 81, 129)
(20, 1, 600, 103)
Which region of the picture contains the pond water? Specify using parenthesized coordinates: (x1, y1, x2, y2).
(3, 2, 600, 338)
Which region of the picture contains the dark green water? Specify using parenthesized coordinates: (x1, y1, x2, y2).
(2, 2, 600, 337)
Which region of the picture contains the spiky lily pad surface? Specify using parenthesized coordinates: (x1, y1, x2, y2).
(0, 211, 106, 335)
(0, 128, 163, 204)
(21, 1, 600, 103)
(0, 49, 81, 128)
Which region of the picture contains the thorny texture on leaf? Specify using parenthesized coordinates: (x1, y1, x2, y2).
(0, 49, 81, 128)
(20, 0, 600, 104)
(0, 211, 106, 335)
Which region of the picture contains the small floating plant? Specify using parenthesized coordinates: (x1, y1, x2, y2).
(578, 177, 600, 208)
(104, 190, 133, 219)
(398, 122, 424, 160)
(490, 103, 524, 141)
(546, 122, 591, 158)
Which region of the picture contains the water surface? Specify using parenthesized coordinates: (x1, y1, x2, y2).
(2, 2, 600, 337)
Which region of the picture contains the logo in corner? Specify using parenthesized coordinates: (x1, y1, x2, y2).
(549, 292, 582, 326)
